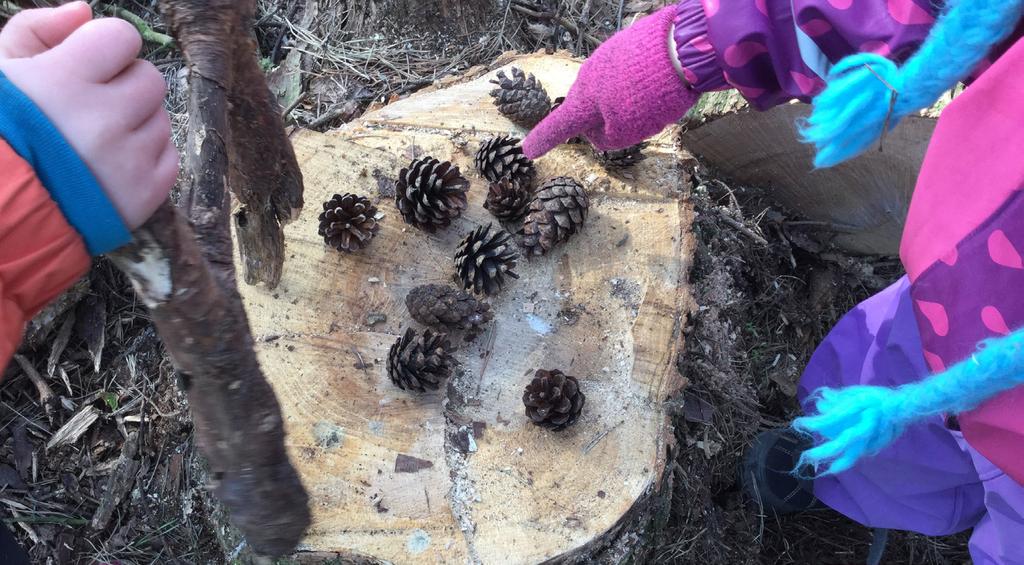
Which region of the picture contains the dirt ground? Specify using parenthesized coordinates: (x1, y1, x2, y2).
(0, 1, 971, 563)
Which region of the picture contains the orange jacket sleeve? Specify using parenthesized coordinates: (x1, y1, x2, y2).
(0, 138, 90, 369)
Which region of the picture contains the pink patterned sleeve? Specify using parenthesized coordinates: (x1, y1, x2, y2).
(671, 0, 1001, 110)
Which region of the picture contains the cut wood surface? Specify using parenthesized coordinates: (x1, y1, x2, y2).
(681, 90, 956, 255)
(235, 52, 692, 563)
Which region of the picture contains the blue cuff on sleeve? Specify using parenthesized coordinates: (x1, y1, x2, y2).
(0, 71, 131, 255)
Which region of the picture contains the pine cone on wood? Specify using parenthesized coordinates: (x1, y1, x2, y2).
(475, 136, 536, 185)
(484, 177, 533, 223)
(318, 193, 380, 252)
(520, 177, 590, 256)
(387, 328, 454, 392)
(595, 142, 648, 169)
(523, 369, 585, 431)
(490, 67, 551, 128)
(406, 284, 493, 335)
(454, 223, 520, 296)
(395, 157, 470, 233)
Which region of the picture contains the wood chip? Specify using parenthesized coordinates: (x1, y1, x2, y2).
(394, 454, 433, 473)
(91, 432, 140, 531)
(13, 355, 57, 424)
(12, 424, 31, 481)
(46, 405, 100, 451)
(47, 314, 75, 378)
(0, 464, 26, 490)
(75, 294, 107, 374)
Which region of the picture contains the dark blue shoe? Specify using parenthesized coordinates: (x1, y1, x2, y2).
(740, 427, 826, 514)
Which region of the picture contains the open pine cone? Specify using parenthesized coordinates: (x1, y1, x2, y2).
(406, 284, 493, 335)
(387, 328, 454, 392)
(595, 142, 648, 169)
(395, 157, 470, 232)
(490, 67, 551, 128)
(317, 193, 380, 252)
(520, 177, 589, 256)
(475, 136, 535, 185)
(454, 223, 520, 296)
(523, 369, 585, 431)
(484, 177, 532, 223)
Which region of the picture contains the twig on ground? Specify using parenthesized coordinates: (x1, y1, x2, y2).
(12, 355, 57, 425)
(99, 4, 174, 47)
(714, 207, 770, 245)
(509, 1, 601, 48)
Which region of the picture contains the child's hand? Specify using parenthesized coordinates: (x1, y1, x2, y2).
(0, 2, 177, 230)
(522, 6, 697, 159)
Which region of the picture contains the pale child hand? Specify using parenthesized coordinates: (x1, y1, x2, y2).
(0, 1, 177, 230)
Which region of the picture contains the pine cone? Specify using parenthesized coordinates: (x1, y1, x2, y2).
(520, 177, 589, 256)
(484, 177, 532, 223)
(387, 328, 454, 392)
(550, 97, 584, 145)
(406, 284, 493, 335)
(595, 142, 648, 169)
(317, 193, 380, 252)
(523, 369, 585, 431)
(475, 136, 536, 185)
(490, 67, 551, 128)
(395, 157, 470, 232)
(454, 223, 520, 296)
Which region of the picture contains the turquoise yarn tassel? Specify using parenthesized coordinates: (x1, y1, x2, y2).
(794, 329, 1024, 475)
(800, 0, 1024, 168)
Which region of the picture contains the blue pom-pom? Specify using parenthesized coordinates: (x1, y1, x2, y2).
(799, 54, 902, 168)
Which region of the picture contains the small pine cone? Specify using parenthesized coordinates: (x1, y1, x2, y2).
(318, 193, 380, 252)
(520, 177, 590, 256)
(475, 136, 536, 185)
(395, 157, 470, 232)
(387, 328, 454, 392)
(550, 97, 584, 145)
(484, 178, 532, 223)
(595, 142, 648, 169)
(490, 67, 551, 128)
(454, 223, 520, 296)
(406, 284, 493, 334)
(523, 369, 585, 431)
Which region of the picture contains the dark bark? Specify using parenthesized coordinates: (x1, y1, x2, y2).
(167, 0, 303, 289)
(109, 207, 310, 556)
(107, 0, 310, 556)
(226, 1, 304, 287)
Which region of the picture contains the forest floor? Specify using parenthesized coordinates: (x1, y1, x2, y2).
(0, 1, 969, 563)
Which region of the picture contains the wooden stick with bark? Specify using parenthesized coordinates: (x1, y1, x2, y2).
(109, 0, 309, 556)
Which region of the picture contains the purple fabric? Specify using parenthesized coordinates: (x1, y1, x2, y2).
(672, 0, 729, 92)
(909, 189, 1024, 485)
(673, 0, 940, 108)
(799, 277, 1024, 563)
(673, 0, 1024, 110)
(521, 6, 698, 158)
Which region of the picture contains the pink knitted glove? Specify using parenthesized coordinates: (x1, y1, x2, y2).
(523, 6, 698, 159)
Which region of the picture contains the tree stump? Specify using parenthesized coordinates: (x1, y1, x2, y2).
(234, 52, 691, 564)
(680, 90, 957, 255)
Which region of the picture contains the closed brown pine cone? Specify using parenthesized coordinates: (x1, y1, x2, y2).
(406, 284, 493, 335)
(484, 177, 533, 223)
(520, 177, 589, 256)
(523, 369, 585, 431)
(595, 142, 648, 169)
(387, 328, 454, 392)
